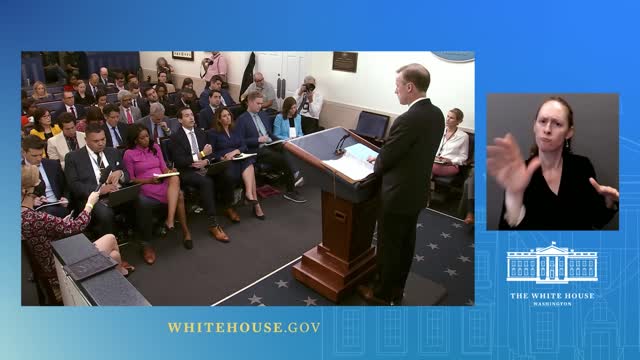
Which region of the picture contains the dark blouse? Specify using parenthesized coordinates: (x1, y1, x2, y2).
(499, 153, 617, 230)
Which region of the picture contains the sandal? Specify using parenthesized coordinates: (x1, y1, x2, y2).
(121, 260, 136, 275)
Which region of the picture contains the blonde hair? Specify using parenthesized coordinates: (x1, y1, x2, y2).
(31, 81, 49, 100)
(21, 164, 40, 195)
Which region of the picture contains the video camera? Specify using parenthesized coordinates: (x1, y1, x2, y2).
(301, 83, 316, 93)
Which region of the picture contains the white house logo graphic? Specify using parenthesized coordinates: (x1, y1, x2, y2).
(507, 242, 598, 284)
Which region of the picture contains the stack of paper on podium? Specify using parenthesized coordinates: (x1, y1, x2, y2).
(322, 143, 378, 181)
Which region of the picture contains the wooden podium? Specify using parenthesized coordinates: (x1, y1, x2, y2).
(285, 127, 380, 302)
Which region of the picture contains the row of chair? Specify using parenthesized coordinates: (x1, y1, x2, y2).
(26, 85, 64, 97)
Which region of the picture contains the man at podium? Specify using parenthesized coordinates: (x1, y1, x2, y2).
(358, 64, 445, 305)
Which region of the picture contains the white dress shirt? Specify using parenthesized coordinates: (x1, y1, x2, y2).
(86, 147, 110, 184)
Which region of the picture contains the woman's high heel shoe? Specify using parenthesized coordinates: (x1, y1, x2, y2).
(253, 204, 265, 220)
(245, 195, 259, 205)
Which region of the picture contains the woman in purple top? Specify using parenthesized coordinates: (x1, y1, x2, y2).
(123, 124, 192, 245)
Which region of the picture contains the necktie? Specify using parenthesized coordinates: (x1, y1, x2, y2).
(154, 123, 160, 143)
(91, 86, 96, 97)
(132, 98, 137, 108)
(66, 136, 77, 151)
(189, 131, 198, 155)
(112, 126, 122, 146)
(95, 152, 105, 170)
(252, 113, 267, 137)
(70, 106, 77, 118)
(126, 109, 133, 124)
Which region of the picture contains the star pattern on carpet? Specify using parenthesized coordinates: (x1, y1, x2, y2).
(458, 255, 471, 263)
(414, 254, 424, 262)
(248, 294, 262, 304)
(466, 299, 474, 306)
(427, 243, 439, 250)
(417, 223, 424, 229)
(302, 296, 317, 306)
(275, 280, 289, 288)
(440, 232, 451, 239)
(444, 268, 458, 277)
(452, 223, 462, 228)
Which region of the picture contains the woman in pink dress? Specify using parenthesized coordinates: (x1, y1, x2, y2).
(123, 124, 192, 248)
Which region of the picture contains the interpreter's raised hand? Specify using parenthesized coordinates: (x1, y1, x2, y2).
(589, 177, 620, 209)
(487, 133, 541, 195)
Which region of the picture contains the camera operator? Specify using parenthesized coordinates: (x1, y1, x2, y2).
(201, 51, 228, 85)
(295, 75, 324, 134)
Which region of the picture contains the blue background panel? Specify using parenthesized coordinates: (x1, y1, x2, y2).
(3, 0, 640, 359)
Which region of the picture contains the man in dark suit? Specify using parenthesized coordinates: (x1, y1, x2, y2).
(102, 104, 128, 148)
(358, 63, 445, 305)
(236, 91, 306, 203)
(198, 89, 223, 130)
(64, 124, 129, 237)
(139, 87, 159, 117)
(55, 91, 86, 122)
(173, 88, 200, 124)
(169, 107, 233, 242)
(127, 82, 145, 109)
(22, 135, 70, 217)
(64, 124, 160, 264)
(199, 75, 235, 109)
(136, 102, 180, 144)
(88, 73, 106, 98)
(99, 67, 111, 86)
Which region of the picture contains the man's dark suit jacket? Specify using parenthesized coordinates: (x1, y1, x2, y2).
(374, 98, 444, 214)
(136, 116, 181, 139)
(102, 122, 129, 148)
(235, 111, 279, 154)
(54, 103, 87, 121)
(198, 88, 236, 110)
(139, 100, 152, 117)
(40, 158, 68, 200)
(169, 127, 215, 174)
(198, 105, 219, 130)
(64, 146, 130, 202)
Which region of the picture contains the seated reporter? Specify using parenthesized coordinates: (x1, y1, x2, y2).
(432, 108, 469, 177)
(169, 107, 232, 242)
(488, 96, 619, 230)
(273, 97, 304, 140)
(208, 107, 265, 220)
(136, 102, 180, 144)
(76, 106, 105, 132)
(22, 135, 70, 218)
(236, 91, 306, 203)
(123, 124, 192, 249)
(64, 124, 161, 264)
(29, 108, 61, 157)
(47, 113, 86, 169)
(102, 104, 128, 148)
(21, 164, 133, 301)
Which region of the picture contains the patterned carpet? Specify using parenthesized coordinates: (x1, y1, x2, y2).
(216, 208, 474, 306)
